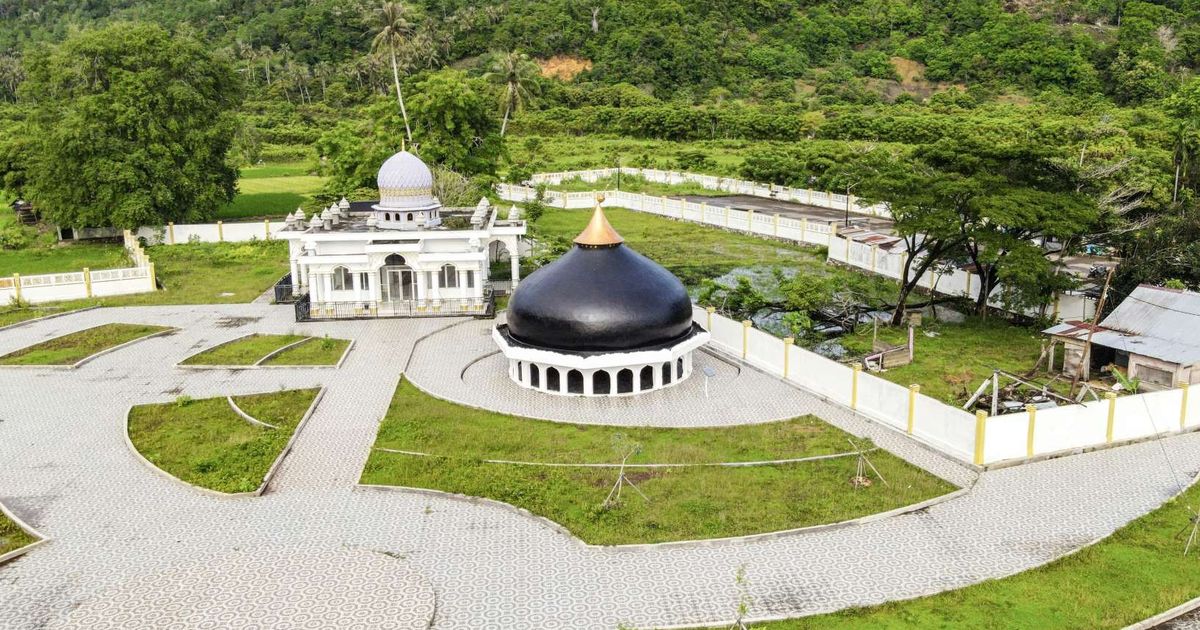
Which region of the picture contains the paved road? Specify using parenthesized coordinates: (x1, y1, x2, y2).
(1, 304, 1197, 629)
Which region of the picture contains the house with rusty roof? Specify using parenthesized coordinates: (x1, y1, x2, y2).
(1043, 285, 1200, 390)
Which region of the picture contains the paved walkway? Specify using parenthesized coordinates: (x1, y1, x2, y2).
(0, 305, 1198, 629)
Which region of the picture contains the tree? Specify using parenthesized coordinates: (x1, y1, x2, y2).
(12, 22, 243, 229)
(371, 1, 413, 143)
(1165, 79, 1200, 205)
(406, 69, 504, 176)
(484, 51, 541, 136)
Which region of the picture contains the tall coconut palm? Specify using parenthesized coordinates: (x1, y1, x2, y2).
(372, 1, 413, 142)
(485, 51, 541, 137)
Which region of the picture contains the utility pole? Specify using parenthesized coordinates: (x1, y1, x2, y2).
(1072, 267, 1114, 396)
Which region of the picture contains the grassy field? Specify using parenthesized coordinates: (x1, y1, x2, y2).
(182, 333, 349, 366)
(0, 322, 170, 365)
(361, 381, 955, 545)
(509, 134, 760, 175)
(545, 174, 727, 197)
(182, 333, 307, 365)
(840, 317, 1053, 405)
(754, 477, 1200, 629)
(0, 511, 36, 557)
(0, 242, 130, 276)
(533, 205, 846, 286)
(128, 388, 319, 493)
(261, 336, 350, 366)
(216, 162, 326, 222)
(0, 305, 76, 328)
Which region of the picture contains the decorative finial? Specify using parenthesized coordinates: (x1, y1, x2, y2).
(595, 192, 605, 203)
(574, 202, 623, 247)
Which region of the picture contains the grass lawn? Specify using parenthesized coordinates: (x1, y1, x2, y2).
(545, 174, 728, 197)
(533, 205, 854, 286)
(128, 388, 319, 493)
(0, 241, 130, 276)
(216, 162, 326, 222)
(261, 336, 350, 366)
(756, 478, 1200, 630)
(840, 316, 1053, 405)
(0, 323, 171, 365)
(361, 381, 955, 545)
(182, 333, 307, 365)
(0, 305, 75, 328)
(0, 511, 36, 557)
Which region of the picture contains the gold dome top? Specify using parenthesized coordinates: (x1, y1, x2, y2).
(573, 199, 624, 247)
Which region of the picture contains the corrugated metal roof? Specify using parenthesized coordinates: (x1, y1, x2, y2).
(1043, 286, 1200, 365)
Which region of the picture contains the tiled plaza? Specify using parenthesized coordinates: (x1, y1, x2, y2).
(0, 304, 1197, 628)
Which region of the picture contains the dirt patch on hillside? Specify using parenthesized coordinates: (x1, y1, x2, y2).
(539, 55, 592, 81)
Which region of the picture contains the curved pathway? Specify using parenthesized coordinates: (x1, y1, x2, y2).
(0, 305, 1197, 629)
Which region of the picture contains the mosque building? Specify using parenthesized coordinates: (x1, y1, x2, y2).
(493, 197, 710, 397)
(279, 150, 526, 319)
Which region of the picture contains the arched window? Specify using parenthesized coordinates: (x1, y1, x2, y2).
(384, 254, 406, 266)
(593, 370, 611, 395)
(439, 264, 458, 288)
(530, 364, 540, 388)
(640, 365, 654, 391)
(617, 368, 634, 394)
(662, 362, 673, 385)
(406, 213, 414, 221)
(676, 357, 684, 379)
(546, 367, 560, 391)
(567, 370, 583, 394)
(517, 361, 523, 382)
(332, 266, 352, 291)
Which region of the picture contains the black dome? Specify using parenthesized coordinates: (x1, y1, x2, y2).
(506, 243, 695, 352)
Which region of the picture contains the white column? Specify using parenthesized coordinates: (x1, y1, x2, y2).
(457, 269, 467, 300)
(584, 369, 594, 395)
(289, 258, 300, 296)
(430, 268, 442, 301)
(322, 273, 333, 304)
(299, 261, 310, 293)
(509, 238, 520, 289)
(310, 272, 321, 304)
(416, 270, 428, 303)
(653, 362, 664, 389)
(369, 268, 381, 303)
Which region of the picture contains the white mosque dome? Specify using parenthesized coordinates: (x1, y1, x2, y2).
(376, 150, 438, 210)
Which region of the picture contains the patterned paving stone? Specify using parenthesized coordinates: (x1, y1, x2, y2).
(47, 548, 435, 629)
(0, 304, 1197, 629)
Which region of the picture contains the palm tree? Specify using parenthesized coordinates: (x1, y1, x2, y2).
(485, 51, 541, 137)
(371, 1, 413, 142)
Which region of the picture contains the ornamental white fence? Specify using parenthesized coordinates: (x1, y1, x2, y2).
(0, 230, 156, 305)
(526, 167, 892, 218)
(496, 181, 1096, 322)
(697, 306, 1200, 467)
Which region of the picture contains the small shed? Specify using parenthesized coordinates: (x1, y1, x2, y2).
(1043, 285, 1200, 389)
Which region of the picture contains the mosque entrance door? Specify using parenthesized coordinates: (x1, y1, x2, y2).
(382, 267, 416, 303)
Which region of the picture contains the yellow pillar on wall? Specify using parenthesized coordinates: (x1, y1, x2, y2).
(12, 273, 20, 302)
(907, 384, 920, 433)
(1106, 392, 1117, 442)
(706, 306, 715, 331)
(974, 411, 988, 466)
(852, 364, 862, 410)
(745, 209, 754, 232)
(807, 188, 813, 204)
(725, 205, 730, 227)
(783, 336, 794, 378)
(1181, 382, 1190, 430)
(168, 222, 176, 245)
(1026, 404, 1038, 457)
(741, 319, 752, 359)
(217, 221, 224, 242)
(148, 262, 157, 289)
(264, 219, 271, 240)
(966, 272, 972, 298)
(83, 268, 92, 298)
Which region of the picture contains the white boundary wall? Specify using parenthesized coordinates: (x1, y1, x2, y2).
(0, 230, 156, 305)
(696, 306, 1199, 466)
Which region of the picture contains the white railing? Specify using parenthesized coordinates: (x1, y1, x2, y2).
(697, 306, 1200, 467)
(1, 229, 156, 305)
(524, 167, 892, 218)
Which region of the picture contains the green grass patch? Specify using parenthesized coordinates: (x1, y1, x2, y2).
(0, 305, 71, 328)
(754, 479, 1200, 629)
(840, 317, 1053, 405)
(128, 388, 319, 493)
(216, 164, 326, 221)
(239, 162, 313, 179)
(361, 381, 955, 545)
(546, 174, 727, 197)
(182, 333, 307, 366)
(0, 242, 130, 276)
(0, 322, 170, 365)
(260, 336, 350, 366)
(0, 511, 36, 557)
(216, 192, 307, 221)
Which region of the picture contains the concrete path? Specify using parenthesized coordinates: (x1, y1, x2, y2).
(0, 304, 1197, 629)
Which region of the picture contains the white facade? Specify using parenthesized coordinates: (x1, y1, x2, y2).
(279, 151, 526, 319)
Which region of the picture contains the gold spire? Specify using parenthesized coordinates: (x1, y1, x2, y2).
(573, 194, 623, 247)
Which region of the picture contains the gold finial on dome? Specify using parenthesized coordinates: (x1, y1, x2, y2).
(574, 196, 623, 247)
